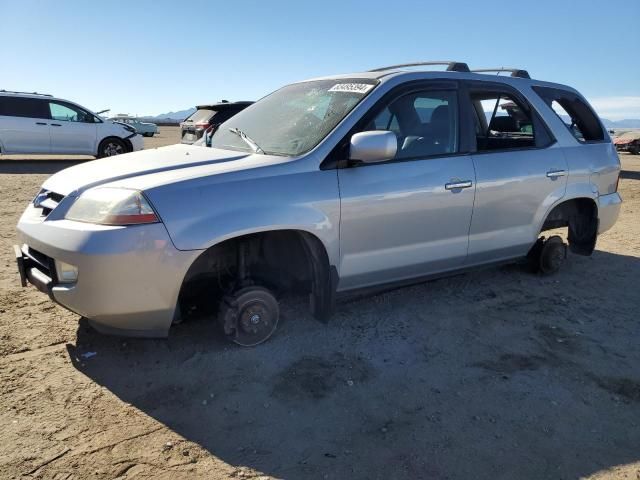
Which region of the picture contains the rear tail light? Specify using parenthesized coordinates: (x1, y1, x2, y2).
(195, 122, 210, 130)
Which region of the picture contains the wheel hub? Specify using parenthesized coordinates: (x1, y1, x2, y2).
(239, 302, 271, 335)
(219, 286, 280, 347)
(104, 143, 123, 156)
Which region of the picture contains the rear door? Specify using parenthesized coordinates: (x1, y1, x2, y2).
(0, 96, 51, 153)
(462, 81, 568, 265)
(337, 82, 477, 290)
(47, 101, 98, 154)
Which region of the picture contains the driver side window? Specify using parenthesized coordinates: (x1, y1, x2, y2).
(368, 90, 458, 160)
(49, 102, 93, 123)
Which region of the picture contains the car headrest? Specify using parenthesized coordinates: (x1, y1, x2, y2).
(489, 115, 519, 132)
(431, 105, 449, 124)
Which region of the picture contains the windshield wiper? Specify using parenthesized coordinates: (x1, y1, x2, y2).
(228, 127, 264, 154)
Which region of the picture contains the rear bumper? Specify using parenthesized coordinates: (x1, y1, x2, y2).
(597, 192, 622, 234)
(16, 204, 200, 337)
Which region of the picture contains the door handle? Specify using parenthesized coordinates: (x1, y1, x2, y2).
(546, 169, 566, 178)
(35, 122, 47, 125)
(50, 123, 62, 127)
(445, 180, 473, 190)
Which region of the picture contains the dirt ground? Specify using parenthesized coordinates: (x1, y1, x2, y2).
(0, 132, 639, 479)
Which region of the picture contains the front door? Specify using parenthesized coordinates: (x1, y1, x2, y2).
(337, 86, 476, 291)
(48, 101, 97, 154)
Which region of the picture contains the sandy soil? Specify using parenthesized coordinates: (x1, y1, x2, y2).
(0, 141, 638, 479)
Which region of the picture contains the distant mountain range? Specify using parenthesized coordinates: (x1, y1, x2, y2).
(142, 108, 196, 123)
(601, 118, 640, 129)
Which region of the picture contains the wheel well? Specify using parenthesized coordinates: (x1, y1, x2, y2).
(177, 230, 335, 323)
(541, 198, 598, 256)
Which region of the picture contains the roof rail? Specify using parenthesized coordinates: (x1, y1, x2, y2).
(471, 68, 531, 79)
(0, 89, 53, 97)
(369, 61, 471, 73)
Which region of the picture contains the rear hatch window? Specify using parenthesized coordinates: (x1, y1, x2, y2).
(183, 109, 215, 125)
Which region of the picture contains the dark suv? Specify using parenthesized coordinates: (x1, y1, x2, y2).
(180, 101, 253, 144)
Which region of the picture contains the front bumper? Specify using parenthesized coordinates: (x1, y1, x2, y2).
(16, 203, 200, 337)
(129, 133, 144, 152)
(597, 192, 622, 234)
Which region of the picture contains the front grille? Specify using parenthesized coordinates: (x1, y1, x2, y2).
(23, 246, 55, 279)
(33, 190, 65, 216)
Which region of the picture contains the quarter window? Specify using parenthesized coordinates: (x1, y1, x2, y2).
(533, 86, 605, 142)
(550, 101, 585, 141)
(367, 90, 458, 160)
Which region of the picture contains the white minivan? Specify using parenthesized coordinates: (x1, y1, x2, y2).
(0, 91, 143, 157)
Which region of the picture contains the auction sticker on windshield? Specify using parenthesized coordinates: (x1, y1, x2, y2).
(328, 83, 375, 94)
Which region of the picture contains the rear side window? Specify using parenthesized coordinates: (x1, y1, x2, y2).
(470, 91, 536, 151)
(0, 96, 49, 119)
(533, 86, 605, 142)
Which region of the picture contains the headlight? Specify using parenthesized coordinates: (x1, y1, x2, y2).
(115, 121, 136, 134)
(65, 188, 159, 225)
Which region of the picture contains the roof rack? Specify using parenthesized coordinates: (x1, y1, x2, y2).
(369, 61, 471, 73)
(0, 89, 53, 97)
(471, 68, 531, 79)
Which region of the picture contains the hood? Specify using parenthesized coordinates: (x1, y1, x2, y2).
(42, 144, 288, 196)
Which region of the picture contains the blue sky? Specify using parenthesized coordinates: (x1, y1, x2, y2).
(1, 0, 639, 119)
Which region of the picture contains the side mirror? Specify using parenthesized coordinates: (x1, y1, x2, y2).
(349, 131, 397, 164)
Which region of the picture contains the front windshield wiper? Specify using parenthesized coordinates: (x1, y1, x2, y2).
(228, 127, 264, 154)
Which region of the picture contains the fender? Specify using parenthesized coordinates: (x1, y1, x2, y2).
(195, 205, 338, 268)
(149, 167, 341, 269)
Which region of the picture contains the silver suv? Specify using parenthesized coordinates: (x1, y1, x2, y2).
(15, 61, 622, 346)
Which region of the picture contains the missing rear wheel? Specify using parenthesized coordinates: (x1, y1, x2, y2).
(538, 235, 567, 275)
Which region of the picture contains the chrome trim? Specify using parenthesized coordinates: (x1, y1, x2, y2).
(546, 170, 567, 178)
(445, 180, 473, 190)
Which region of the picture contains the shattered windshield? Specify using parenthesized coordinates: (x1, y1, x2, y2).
(209, 79, 378, 156)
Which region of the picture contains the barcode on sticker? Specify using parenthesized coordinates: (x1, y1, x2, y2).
(328, 83, 374, 94)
